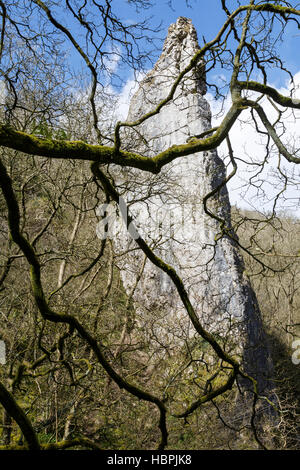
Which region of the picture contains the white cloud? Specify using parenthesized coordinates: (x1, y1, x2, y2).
(206, 74, 300, 217)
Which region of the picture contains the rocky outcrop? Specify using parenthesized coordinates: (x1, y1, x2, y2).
(109, 17, 273, 394)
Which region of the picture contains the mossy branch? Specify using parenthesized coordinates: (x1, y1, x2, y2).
(0, 102, 242, 173)
(174, 370, 236, 418)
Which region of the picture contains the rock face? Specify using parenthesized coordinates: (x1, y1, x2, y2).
(111, 17, 273, 394)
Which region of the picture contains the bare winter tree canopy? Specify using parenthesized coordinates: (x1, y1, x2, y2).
(0, 0, 299, 452)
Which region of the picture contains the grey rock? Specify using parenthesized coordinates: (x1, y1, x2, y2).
(110, 17, 274, 395)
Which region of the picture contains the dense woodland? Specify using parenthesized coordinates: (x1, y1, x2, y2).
(0, 1, 299, 450)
